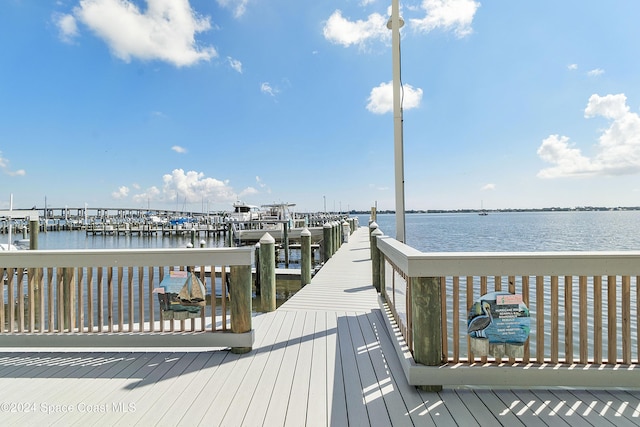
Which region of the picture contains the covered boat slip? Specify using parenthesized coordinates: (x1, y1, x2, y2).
(0, 228, 638, 425)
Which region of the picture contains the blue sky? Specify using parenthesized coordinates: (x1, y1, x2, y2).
(2, 0, 640, 213)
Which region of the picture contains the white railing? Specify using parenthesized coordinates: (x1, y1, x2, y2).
(374, 232, 640, 387)
(0, 247, 254, 352)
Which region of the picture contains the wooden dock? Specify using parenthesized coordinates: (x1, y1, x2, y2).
(0, 228, 639, 425)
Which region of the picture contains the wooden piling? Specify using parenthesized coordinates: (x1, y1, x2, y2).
(369, 221, 378, 261)
(323, 223, 333, 261)
(283, 223, 290, 266)
(341, 220, 350, 243)
(230, 264, 252, 354)
(29, 219, 38, 250)
(301, 228, 312, 286)
(259, 233, 276, 312)
(254, 243, 261, 295)
(411, 276, 443, 392)
(371, 228, 383, 292)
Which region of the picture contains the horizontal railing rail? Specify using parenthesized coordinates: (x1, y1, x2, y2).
(374, 232, 640, 387)
(0, 247, 254, 352)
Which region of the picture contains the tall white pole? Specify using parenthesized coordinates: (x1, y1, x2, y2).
(8, 194, 13, 250)
(389, 0, 406, 243)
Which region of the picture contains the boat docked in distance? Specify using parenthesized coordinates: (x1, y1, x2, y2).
(229, 201, 262, 222)
(231, 202, 324, 244)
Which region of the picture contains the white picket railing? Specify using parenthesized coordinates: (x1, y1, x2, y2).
(375, 232, 640, 387)
(0, 247, 254, 351)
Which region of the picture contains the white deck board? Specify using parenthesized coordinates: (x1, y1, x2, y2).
(260, 310, 307, 426)
(0, 227, 639, 425)
(494, 389, 562, 427)
(327, 310, 349, 427)
(337, 313, 373, 426)
(148, 351, 229, 426)
(222, 310, 290, 426)
(239, 310, 297, 426)
(284, 311, 316, 426)
(447, 389, 490, 427)
(357, 311, 414, 427)
(346, 312, 392, 427)
(305, 311, 329, 426)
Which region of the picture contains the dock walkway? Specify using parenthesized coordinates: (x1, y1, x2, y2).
(1, 227, 639, 425)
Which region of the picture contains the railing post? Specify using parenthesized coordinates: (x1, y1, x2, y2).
(411, 276, 443, 392)
(301, 228, 312, 286)
(371, 228, 383, 292)
(259, 233, 276, 312)
(230, 264, 252, 354)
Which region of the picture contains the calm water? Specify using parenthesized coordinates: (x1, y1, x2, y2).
(5, 212, 640, 344)
(32, 229, 227, 250)
(361, 211, 640, 359)
(9, 210, 640, 252)
(360, 210, 640, 252)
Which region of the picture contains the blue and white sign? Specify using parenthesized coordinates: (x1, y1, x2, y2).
(467, 291, 530, 344)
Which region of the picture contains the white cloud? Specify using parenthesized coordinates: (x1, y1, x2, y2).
(0, 152, 26, 177)
(260, 82, 278, 96)
(587, 68, 605, 77)
(481, 184, 495, 191)
(323, 1, 478, 49)
(54, 13, 79, 43)
(171, 145, 187, 154)
(216, 0, 249, 19)
(111, 186, 130, 199)
(567, 63, 578, 70)
(118, 169, 270, 206)
(584, 93, 628, 120)
(161, 169, 236, 204)
(537, 135, 597, 178)
(253, 176, 271, 194)
(73, 0, 217, 67)
(132, 186, 161, 204)
(323, 10, 389, 48)
(239, 187, 258, 198)
(537, 94, 640, 178)
(366, 81, 423, 114)
(410, 0, 480, 38)
(227, 56, 242, 73)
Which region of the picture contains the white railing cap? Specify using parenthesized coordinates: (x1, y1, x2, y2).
(376, 234, 640, 276)
(0, 247, 254, 268)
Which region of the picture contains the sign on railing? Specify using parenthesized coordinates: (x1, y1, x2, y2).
(374, 230, 640, 387)
(0, 247, 254, 352)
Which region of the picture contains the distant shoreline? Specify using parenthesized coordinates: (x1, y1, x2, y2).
(350, 206, 640, 215)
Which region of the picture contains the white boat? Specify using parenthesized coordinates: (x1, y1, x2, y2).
(232, 202, 324, 243)
(230, 201, 262, 222)
(0, 243, 19, 251)
(479, 200, 488, 216)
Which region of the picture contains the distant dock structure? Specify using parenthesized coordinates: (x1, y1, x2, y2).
(0, 206, 229, 235)
(0, 206, 350, 246)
